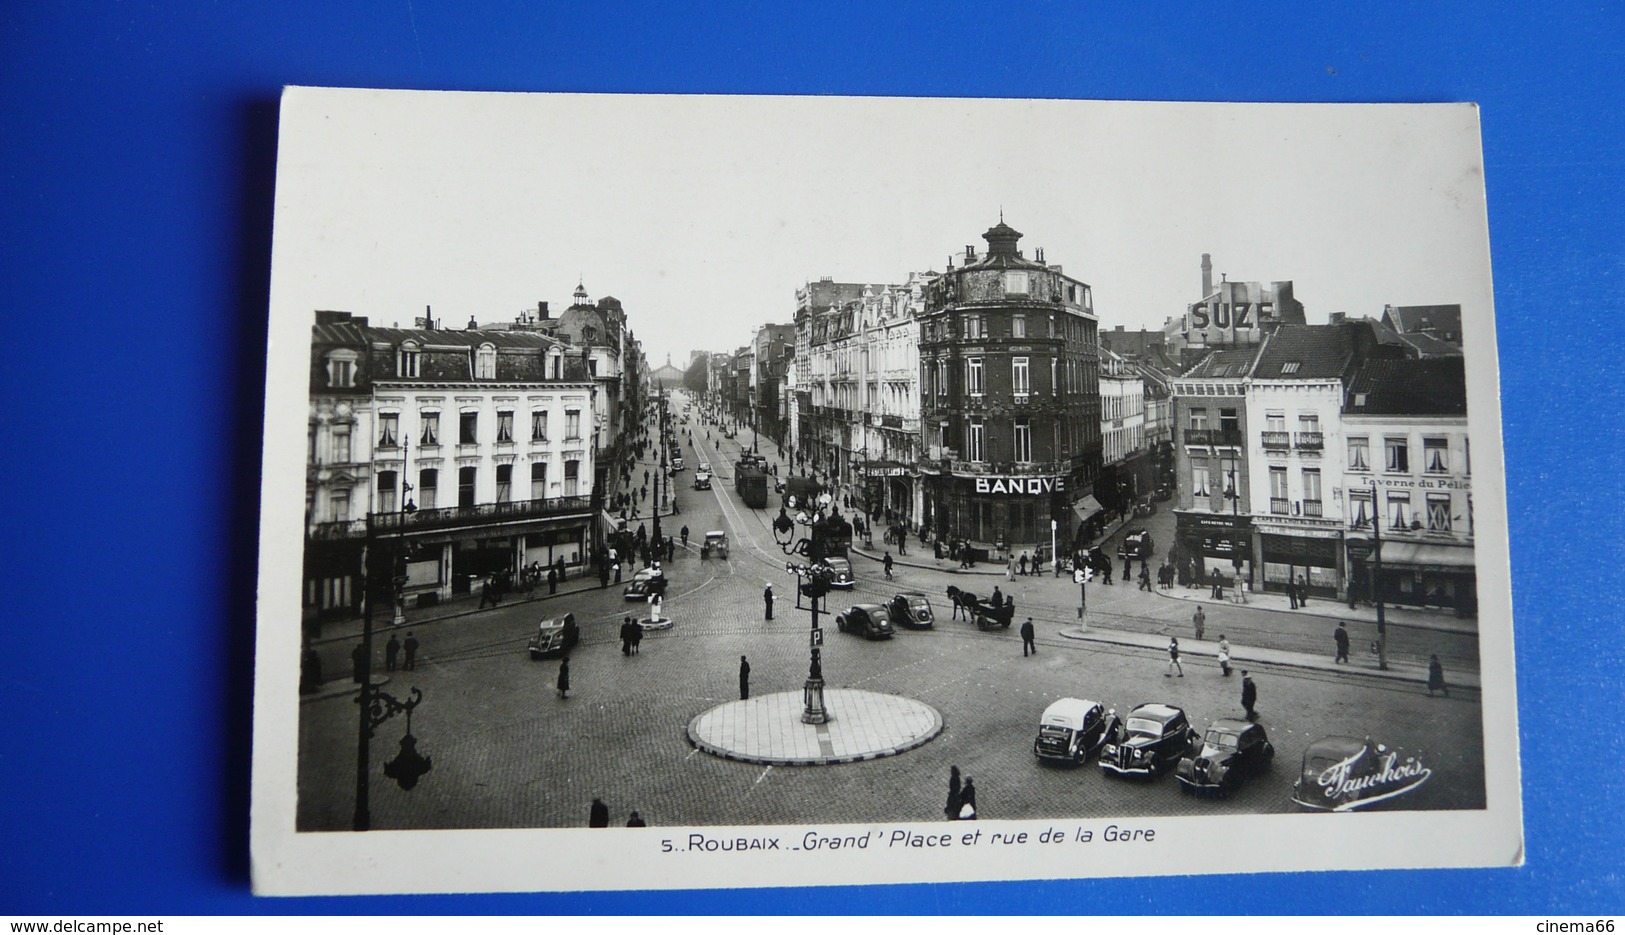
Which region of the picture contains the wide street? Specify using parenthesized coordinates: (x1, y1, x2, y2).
(297, 391, 1485, 831)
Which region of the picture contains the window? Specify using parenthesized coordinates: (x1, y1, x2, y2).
(458, 467, 476, 507)
(1014, 418, 1032, 462)
(496, 410, 514, 443)
(418, 469, 438, 510)
(1280, 362, 1300, 375)
(1302, 467, 1322, 503)
(397, 345, 420, 378)
(1011, 315, 1026, 338)
(325, 350, 357, 388)
(1427, 493, 1452, 532)
(330, 490, 350, 522)
(332, 426, 351, 464)
(1219, 408, 1239, 437)
(419, 412, 439, 446)
(531, 410, 548, 441)
(377, 470, 398, 513)
(1387, 492, 1412, 529)
(564, 460, 580, 496)
(1012, 357, 1030, 396)
(1299, 413, 1320, 433)
(1348, 436, 1370, 472)
(1423, 437, 1449, 473)
(1269, 466, 1289, 513)
(459, 412, 478, 445)
(966, 419, 985, 462)
(496, 464, 512, 503)
(1385, 437, 1409, 473)
(565, 410, 582, 440)
(1349, 490, 1372, 527)
(1266, 411, 1286, 433)
(475, 343, 497, 379)
(1003, 271, 1030, 295)
(967, 358, 984, 396)
(377, 414, 399, 448)
(964, 315, 984, 339)
(935, 359, 947, 396)
(1188, 407, 1208, 430)
(1191, 456, 1211, 497)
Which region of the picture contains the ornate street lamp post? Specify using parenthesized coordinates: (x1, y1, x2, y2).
(785, 559, 832, 724)
(355, 513, 431, 831)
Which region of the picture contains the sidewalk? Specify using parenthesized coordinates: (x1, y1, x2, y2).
(1149, 582, 1477, 636)
(1052, 623, 1480, 691)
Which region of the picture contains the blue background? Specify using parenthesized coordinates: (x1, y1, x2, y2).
(2, 1, 1620, 915)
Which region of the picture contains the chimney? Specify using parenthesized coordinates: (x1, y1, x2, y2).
(1116, 324, 1125, 331)
(1201, 253, 1213, 296)
(965, 244, 976, 260)
(538, 300, 550, 320)
(1329, 311, 1347, 325)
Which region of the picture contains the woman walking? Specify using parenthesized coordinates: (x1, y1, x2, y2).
(557, 656, 572, 699)
(944, 765, 962, 820)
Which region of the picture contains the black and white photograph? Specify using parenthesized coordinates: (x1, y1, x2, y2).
(251, 89, 1521, 895)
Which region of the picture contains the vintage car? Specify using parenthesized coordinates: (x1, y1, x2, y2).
(1117, 528, 1154, 560)
(1176, 718, 1275, 796)
(697, 461, 712, 474)
(1099, 703, 1195, 778)
(821, 557, 855, 589)
(622, 566, 668, 601)
(527, 613, 580, 660)
(1033, 698, 1114, 765)
(670, 456, 684, 472)
(885, 591, 935, 629)
(1290, 735, 1434, 812)
(701, 530, 729, 559)
(693, 470, 712, 490)
(834, 603, 895, 640)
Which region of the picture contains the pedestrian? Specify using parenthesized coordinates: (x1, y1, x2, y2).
(1288, 576, 1299, 609)
(599, 560, 610, 589)
(1018, 552, 1028, 576)
(1192, 606, 1206, 642)
(1334, 623, 1351, 664)
(1138, 563, 1152, 591)
(944, 765, 962, 820)
(1211, 567, 1224, 600)
(739, 655, 751, 700)
(1020, 617, 1036, 657)
(631, 621, 643, 654)
(556, 557, 567, 583)
(1427, 655, 1449, 697)
(883, 552, 894, 580)
(1123, 556, 1132, 584)
(351, 643, 367, 683)
(480, 576, 498, 609)
(620, 617, 633, 656)
(403, 632, 418, 671)
(627, 812, 647, 827)
(557, 656, 571, 699)
(991, 586, 1004, 608)
(957, 776, 978, 820)
(385, 633, 400, 672)
(681, 525, 689, 547)
(1297, 575, 1310, 607)
(763, 583, 774, 620)
(589, 797, 609, 828)
(547, 567, 557, 594)
(1166, 637, 1184, 677)
(1241, 670, 1258, 720)
(1006, 554, 1015, 581)
(614, 561, 623, 584)
(1217, 635, 1232, 676)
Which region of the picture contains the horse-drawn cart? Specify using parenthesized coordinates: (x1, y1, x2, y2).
(945, 586, 1015, 630)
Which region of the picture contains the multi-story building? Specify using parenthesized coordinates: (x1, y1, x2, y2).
(304, 312, 599, 623)
(751, 323, 795, 447)
(1342, 357, 1474, 615)
(1170, 348, 1256, 588)
(1098, 348, 1150, 512)
(1172, 253, 1306, 370)
(792, 278, 869, 472)
(917, 219, 1102, 558)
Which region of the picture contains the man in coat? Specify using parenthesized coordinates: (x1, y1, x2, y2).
(1241, 671, 1258, 720)
(556, 656, 571, 698)
(739, 655, 751, 700)
(1297, 575, 1310, 606)
(1020, 618, 1037, 657)
(1192, 606, 1206, 642)
(1334, 623, 1351, 664)
(763, 584, 774, 620)
(402, 633, 419, 671)
(589, 798, 609, 828)
(385, 633, 401, 672)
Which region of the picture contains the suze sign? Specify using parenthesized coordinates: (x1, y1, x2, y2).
(1189, 302, 1256, 330)
(974, 476, 1064, 495)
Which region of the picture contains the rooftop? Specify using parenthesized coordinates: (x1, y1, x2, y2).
(1345, 358, 1467, 416)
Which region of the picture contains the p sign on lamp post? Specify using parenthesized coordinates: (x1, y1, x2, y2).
(1050, 518, 1058, 578)
(1073, 562, 1094, 628)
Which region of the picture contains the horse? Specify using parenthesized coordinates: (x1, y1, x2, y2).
(945, 586, 980, 621)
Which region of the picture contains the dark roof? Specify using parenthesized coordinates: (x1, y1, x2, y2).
(1344, 358, 1467, 415)
(1395, 332, 1464, 358)
(1251, 324, 1356, 379)
(1383, 304, 1462, 336)
(361, 327, 564, 349)
(1182, 347, 1260, 378)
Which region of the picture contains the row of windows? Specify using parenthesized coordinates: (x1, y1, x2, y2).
(921, 306, 1095, 345)
(1350, 490, 1471, 535)
(324, 344, 580, 387)
(374, 409, 582, 449)
(341, 461, 584, 517)
(1347, 436, 1468, 475)
(1185, 459, 1472, 534)
(924, 356, 1098, 398)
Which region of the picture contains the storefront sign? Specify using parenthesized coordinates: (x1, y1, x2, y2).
(974, 476, 1064, 495)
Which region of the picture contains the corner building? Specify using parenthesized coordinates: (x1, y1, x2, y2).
(918, 220, 1102, 559)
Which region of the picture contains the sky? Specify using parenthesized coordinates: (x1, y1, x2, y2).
(270, 90, 1496, 366)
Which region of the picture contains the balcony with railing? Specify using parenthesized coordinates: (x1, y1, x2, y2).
(946, 459, 1071, 477)
(1302, 498, 1324, 517)
(1270, 497, 1291, 515)
(309, 495, 595, 540)
(1295, 432, 1324, 451)
(1261, 431, 1291, 450)
(1183, 428, 1243, 447)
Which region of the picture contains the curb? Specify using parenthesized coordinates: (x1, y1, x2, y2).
(684, 692, 945, 767)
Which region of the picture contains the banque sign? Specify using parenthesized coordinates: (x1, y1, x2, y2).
(974, 476, 1064, 495)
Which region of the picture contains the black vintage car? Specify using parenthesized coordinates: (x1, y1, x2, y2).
(1117, 528, 1154, 560)
(527, 613, 580, 660)
(622, 566, 668, 601)
(1099, 703, 1194, 778)
(885, 591, 935, 629)
(834, 603, 894, 640)
(1290, 735, 1435, 812)
(1175, 718, 1275, 797)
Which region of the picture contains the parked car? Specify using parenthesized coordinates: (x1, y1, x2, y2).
(670, 456, 685, 472)
(821, 557, 855, 589)
(527, 613, 580, 660)
(885, 591, 935, 629)
(1100, 703, 1194, 778)
(834, 603, 894, 640)
(1117, 528, 1154, 560)
(623, 567, 668, 601)
(701, 530, 728, 559)
(693, 470, 712, 490)
(1176, 718, 1274, 797)
(1290, 735, 1434, 812)
(1033, 698, 1115, 765)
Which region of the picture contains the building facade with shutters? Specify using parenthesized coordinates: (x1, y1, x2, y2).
(916, 220, 1102, 559)
(304, 311, 599, 624)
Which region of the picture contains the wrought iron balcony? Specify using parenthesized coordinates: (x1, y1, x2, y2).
(309, 495, 596, 540)
(1302, 498, 1324, 517)
(1183, 428, 1243, 447)
(1295, 432, 1324, 451)
(1270, 497, 1291, 515)
(1261, 431, 1291, 450)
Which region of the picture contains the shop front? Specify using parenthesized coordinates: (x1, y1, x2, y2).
(1347, 539, 1476, 617)
(1173, 511, 1255, 589)
(929, 472, 1067, 563)
(1259, 531, 1343, 599)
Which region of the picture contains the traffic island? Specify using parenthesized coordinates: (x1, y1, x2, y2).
(686, 689, 943, 766)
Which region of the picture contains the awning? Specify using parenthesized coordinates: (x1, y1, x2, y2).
(1373, 541, 1476, 570)
(1071, 494, 1104, 523)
